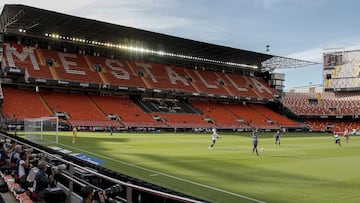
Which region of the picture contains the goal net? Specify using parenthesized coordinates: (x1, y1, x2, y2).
(24, 117, 59, 143)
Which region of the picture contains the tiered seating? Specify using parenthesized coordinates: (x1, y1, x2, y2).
(248, 104, 300, 127)
(156, 113, 213, 128)
(283, 91, 360, 116)
(191, 101, 247, 129)
(2, 41, 289, 130)
(282, 92, 320, 115)
(225, 104, 277, 129)
(303, 118, 360, 132)
(2, 87, 52, 119)
(4, 42, 278, 99)
(1, 172, 33, 203)
(3, 42, 53, 79)
(225, 74, 265, 98)
(183, 69, 230, 95)
(41, 49, 103, 83)
(129, 62, 196, 93)
(90, 95, 163, 128)
(303, 119, 327, 131)
(41, 92, 117, 127)
(86, 56, 147, 88)
(255, 77, 278, 98)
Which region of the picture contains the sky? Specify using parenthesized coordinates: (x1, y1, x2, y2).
(2, 0, 360, 90)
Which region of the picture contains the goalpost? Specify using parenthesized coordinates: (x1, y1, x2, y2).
(24, 117, 59, 143)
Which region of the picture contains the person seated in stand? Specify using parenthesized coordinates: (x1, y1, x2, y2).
(15, 151, 31, 189)
(9, 144, 23, 170)
(80, 185, 106, 203)
(32, 161, 57, 202)
(0, 141, 9, 166)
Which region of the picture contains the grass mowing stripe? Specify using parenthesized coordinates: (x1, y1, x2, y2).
(54, 139, 267, 203)
(30, 132, 360, 203)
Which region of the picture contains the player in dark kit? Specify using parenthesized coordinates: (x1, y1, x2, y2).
(344, 129, 349, 143)
(274, 130, 281, 146)
(252, 131, 259, 155)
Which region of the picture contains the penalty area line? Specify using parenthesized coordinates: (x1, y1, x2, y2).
(55, 142, 266, 203)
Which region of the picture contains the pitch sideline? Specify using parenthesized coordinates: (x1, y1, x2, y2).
(53, 141, 266, 203)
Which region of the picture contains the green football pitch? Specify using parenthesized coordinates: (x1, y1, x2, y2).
(25, 131, 360, 203)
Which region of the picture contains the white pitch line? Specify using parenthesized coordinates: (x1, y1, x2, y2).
(54, 141, 266, 203)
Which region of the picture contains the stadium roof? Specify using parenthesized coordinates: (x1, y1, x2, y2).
(0, 4, 318, 71)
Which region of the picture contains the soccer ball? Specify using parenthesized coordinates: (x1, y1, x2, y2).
(261, 148, 264, 151)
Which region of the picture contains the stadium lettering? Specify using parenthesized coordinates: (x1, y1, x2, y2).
(4, 43, 40, 70)
(165, 66, 189, 86)
(134, 63, 157, 82)
(58, 53, 86, 75)
(105, 59, 130, 80)
(194, 71, 218, 89)
(248, 77, 273, 94)
(225, 74, 248, 92)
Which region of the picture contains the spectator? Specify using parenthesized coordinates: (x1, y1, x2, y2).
(32, 161, 56, 202)
(9, 144, 22, 169)
(16, 151, 30, 189)
(80, 185, 105, 203)
(0, 141, 8, 166)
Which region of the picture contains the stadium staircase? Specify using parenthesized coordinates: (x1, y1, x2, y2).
(1, 40, 318, 131)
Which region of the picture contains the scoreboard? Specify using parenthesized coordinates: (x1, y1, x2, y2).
(323, 53, 342, 68)
(323, 49, 360, 91)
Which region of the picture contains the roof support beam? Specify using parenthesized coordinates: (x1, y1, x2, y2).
(3, 9, 25, 28)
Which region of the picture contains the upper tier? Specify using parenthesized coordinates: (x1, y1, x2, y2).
(2, 42, 277, 99)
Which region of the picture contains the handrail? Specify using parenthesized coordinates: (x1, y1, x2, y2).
(0, 132, 206, 203)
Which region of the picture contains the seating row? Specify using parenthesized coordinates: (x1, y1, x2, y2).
(282, 91, 360, 115)
(2, 87, 296, 130)
(3, 42, 276, 99)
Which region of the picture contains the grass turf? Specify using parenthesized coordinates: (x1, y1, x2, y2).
(26, 131, 360, 203)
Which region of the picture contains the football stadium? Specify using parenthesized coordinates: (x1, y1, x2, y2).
(0, 4, 360, 203)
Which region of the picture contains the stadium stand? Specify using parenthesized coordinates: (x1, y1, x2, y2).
(41, 91, 119, 128)
(282, 91, 360, 116)
(2, 87, 52, 119)
(247, 104, 301, 128)
(0, 132, 206, 203)
(2, 41, 278, 100)
(223, 103, 278, 129)
(191, 101, 250, 129)
(90, 95, 165, 128)
(0, 4, 322, 202)
(155, 112, 213, 129)
(281, 90, 360, 132)
(3, 43, 54, 80)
